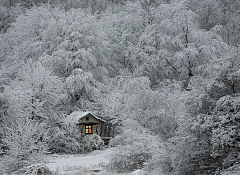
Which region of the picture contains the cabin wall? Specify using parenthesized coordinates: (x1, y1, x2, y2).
(79, 114, 100, 124)
(76, 123, 103, 137)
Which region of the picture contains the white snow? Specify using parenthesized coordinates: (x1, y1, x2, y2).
(64, 111, 106, 124)
(45, 147, 145, 174)
(45, 147, 115, 174)
(130, 169, 143, 175)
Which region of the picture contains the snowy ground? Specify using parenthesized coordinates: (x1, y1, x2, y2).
(45, 147, 144, 175)
(45, 146, 114, 174)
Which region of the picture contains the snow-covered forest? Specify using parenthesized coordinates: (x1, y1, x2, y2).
(0, 0, 240, 174)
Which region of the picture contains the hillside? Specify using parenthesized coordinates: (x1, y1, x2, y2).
(0, 0, 240, 174)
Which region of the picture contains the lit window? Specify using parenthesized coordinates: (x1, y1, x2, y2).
(85, 125, 92, 134)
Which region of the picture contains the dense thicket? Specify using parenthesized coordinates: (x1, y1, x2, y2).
(0, 0, 239, 174)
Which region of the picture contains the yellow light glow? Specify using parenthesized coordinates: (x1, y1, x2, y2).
(85, 125, 92, 134)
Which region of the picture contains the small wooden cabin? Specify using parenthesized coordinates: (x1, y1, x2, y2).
(65, 111, 106, 137)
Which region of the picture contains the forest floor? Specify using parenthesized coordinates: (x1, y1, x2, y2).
(45, 146, 143, 175)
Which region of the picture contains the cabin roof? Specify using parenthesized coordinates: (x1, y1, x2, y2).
(65, 111, 106, 124)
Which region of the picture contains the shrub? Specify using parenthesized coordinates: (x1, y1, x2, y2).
(107, 144, 152, 173)
(107, 119, 162, 173)
(12, 164, 56, 175)
(47, 124, 81, 154)
(81, 134, 104, 152)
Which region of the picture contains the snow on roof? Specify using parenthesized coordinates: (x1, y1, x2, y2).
(65, 111, 106, 124)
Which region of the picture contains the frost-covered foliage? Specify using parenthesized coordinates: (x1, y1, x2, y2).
(1, 117, 48, 173)
(4, 61, 64, 120)
(216, 164, 240, 175)
(189, 0, 240, 46)
(81, 134, 104, 152)
(108, 119, 163, 173)
(210, 95, 240, 168)
(12, 164, 55, 175)
(48, 124, 104, 154)
(104, 76, 178, 140)
(46, 123, 81, 154)
(0, 5, 112, 104)
(103, 76, 180, 173)
(0, 2, 23, 33)
(162, 86, 240, 174)
(0, 0, 240, 174)
(1, 61, 72, 156)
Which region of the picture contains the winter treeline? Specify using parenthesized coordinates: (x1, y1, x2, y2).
(0, 0, 240, 174)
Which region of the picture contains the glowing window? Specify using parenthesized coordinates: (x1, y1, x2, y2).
(85, 125, 92, 134)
